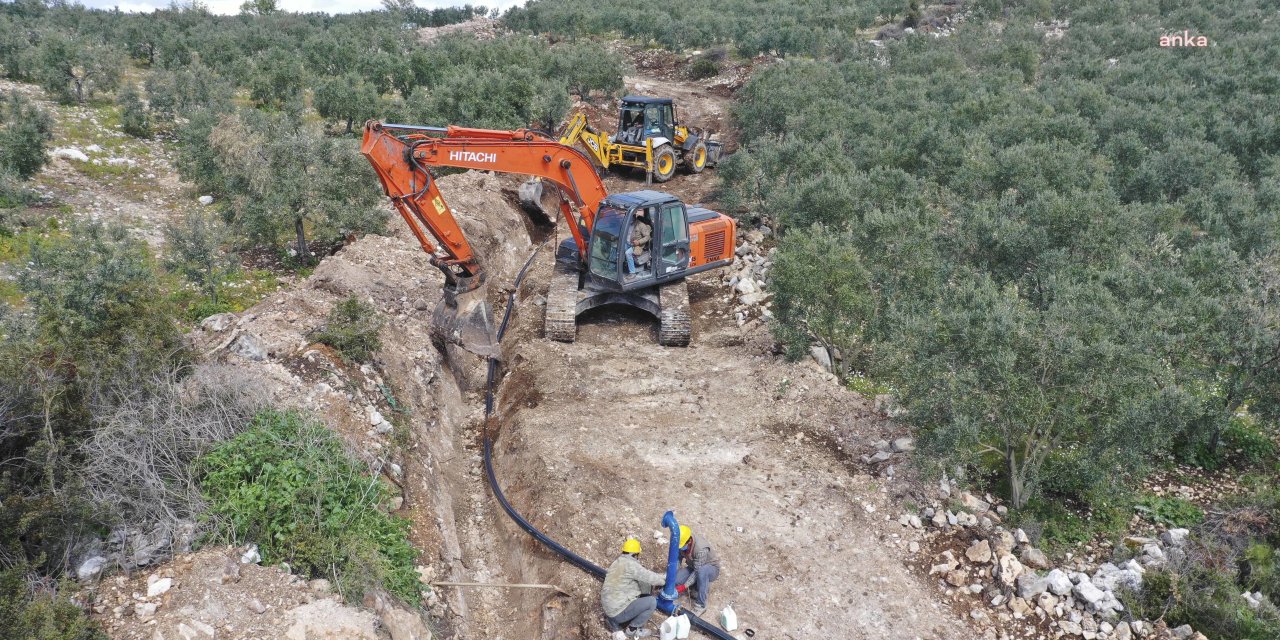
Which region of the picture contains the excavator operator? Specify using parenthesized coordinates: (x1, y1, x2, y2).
(625, 208, 653, 279)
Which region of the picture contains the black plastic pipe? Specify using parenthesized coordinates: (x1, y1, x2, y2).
(478, 243, 736, 640)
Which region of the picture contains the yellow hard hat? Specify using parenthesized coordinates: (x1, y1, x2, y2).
(622, 538, 642, 555)
(678, 526, 692, 549)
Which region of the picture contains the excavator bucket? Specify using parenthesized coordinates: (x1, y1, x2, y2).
(432, 284, 502, 361)
(518, 178, 544, 217)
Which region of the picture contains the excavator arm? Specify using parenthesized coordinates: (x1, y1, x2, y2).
(361, 121, 609, 288)
(359, 121, 611, 359)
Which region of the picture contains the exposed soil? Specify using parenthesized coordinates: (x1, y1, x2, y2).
(479, 261, 962, 639)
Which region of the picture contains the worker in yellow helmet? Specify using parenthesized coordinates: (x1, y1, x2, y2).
(601, 537, 666, 639)
(674, 525, 720, 617)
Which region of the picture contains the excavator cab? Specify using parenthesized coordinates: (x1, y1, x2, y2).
(583, 192, 692, 293)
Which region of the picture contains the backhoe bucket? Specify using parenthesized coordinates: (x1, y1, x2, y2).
(705, 140, 725, 167)
(432, 283, 502, 360)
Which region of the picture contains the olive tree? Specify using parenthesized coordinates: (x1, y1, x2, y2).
(314, 73, 380, 134)
(770, 225, 877, 381)
(0, 91, 53, 180)
(34, 33, 124, 104)
(206, 111, 386, 265)
(163, 210, 239, 306)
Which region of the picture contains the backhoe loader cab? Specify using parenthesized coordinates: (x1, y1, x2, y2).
(616, 97, 675, 146)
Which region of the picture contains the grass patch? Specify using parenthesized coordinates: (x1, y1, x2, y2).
(845, 372, 891, 397)
(167, 268, 280, 324)
(198, 410, 420, 604)
(1011, 495, 1131, 553)
(0, 212, 67, 305)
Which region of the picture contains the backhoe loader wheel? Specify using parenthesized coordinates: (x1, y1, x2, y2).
(652, 144, 677, 183)
(685, 140, 708, 174)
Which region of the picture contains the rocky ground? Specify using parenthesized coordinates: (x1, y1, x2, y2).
(1, 78, 200, 248)
(88, 546, 428, 640)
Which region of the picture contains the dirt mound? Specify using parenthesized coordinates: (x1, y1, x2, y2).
(418, 17, 500, 43)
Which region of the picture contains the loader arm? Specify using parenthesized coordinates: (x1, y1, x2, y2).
(557, 112, 609, 170)
(361, 121, 609, 289)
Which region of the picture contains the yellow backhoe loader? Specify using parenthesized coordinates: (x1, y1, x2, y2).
(560, 96, 724, 183)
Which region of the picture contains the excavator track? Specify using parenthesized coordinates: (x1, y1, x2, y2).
(544, 260, 579, 343)
(658, 279, 691, 347)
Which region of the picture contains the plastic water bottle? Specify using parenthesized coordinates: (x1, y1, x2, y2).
(675, 614, 691, 639)
(719, 604, 738, 631)
(660, 617, 679, 640)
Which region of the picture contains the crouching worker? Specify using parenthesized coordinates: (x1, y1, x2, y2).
(675, 525, 720, 617)
(602, 537, 666, 639)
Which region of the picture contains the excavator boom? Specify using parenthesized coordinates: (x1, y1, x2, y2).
(360, 121, 611, 358)
(362, 122, 608, 275)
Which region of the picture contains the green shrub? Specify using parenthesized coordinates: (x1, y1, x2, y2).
(904, 0, 921, 28)
(0, 92, 54, 181)
(117, 85, 150, 138)
(1012, 496, 1128, 553)
(1136, 496, 1205, 528)
(0, 168, 36, 209)
(1120, 559, 1280, 639)
(199, 410, 419, 603)
(0, 565, 105, 640)
(163, 209, 238, 308)
(1223, 416, 1276, 467)
(311, 296, 384, 363)
(688, 57, 720, 80)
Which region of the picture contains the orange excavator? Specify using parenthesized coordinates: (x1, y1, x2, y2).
(360, 121, 737, 356)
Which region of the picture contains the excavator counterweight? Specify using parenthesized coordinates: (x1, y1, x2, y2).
(360, 120, 735, 352)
